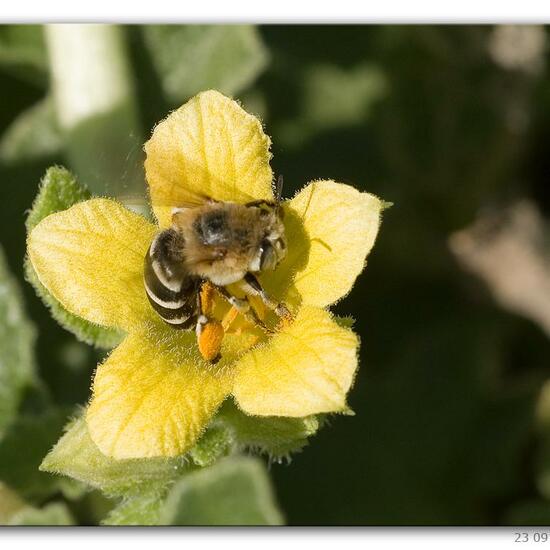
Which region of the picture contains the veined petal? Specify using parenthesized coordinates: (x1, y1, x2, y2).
(232, 306, 359, 417)
(144, 90, 274, 227)
(87, 328, 237, 459)
(27, 198, 157, 332)
(265, 180, 383, 308)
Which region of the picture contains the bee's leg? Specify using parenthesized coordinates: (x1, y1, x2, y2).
(195, 281, 224, 363)
(242, 273, 292, 321)
(194, 288, 208, 339)
(213, 285, 274, 334)
(221, 305, 240, 332)
(195, 281, 211, 338)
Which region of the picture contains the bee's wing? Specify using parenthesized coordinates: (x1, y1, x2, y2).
(118, 192, 212, 211)
(150, 177, 215, 206)
(121, 150, 273, 212)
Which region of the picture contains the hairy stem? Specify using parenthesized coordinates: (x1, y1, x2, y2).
(45, 24, 145, 199)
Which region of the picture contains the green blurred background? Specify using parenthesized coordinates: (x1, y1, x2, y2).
(2, 24, 550, 525)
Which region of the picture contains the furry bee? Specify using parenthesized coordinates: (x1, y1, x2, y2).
(143, 177, 290, 362)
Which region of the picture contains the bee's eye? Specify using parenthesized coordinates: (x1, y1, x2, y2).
(259, 240, 276, 270)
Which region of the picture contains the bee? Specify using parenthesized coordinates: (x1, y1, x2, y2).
(143, 176, 291, 362)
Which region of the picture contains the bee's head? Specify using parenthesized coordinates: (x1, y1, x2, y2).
(257, 175, 287, 272)
(247, 201, 287, 273)
(258, 217, 287, 272)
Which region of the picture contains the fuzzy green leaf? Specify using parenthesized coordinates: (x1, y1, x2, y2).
(160, 456, 284, 526)
(143, 25, 268, 104)
(40, 414, 189, 497)
(225, 405, 320, 459)
(0, 25, 47, 85)
(102, 491, 164, 526)
(9, 502, 75, 526)
(200, 401, 320, 463)
(187, 402, 320, 467)
(0, 96, 63, 163)
(0, 409, 67, 501)
(25, 166, 123, 348)
(0, 246, 37, 440)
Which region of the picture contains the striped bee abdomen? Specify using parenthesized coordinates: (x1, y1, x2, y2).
(144, 228, 198, 329)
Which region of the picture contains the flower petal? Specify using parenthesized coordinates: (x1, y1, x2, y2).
(232, 306, 359, 417)
(27, 198, 157, 332)
(265, 180, 384, 308)
(145, 90, 274, 227)
(87, 328, 236, 459)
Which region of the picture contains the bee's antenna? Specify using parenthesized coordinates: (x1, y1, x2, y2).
(275, 175, 284, 205)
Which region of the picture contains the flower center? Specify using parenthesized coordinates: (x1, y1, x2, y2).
(196, 282, 267, 363)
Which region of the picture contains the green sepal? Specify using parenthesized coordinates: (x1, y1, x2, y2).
(103, 456, 284, 526)
(41, 403, 318, 509)
(188, 423, 233, 467)
(25, 166, 123, 349)
(40, 413, 190, 498)
(25, 166, 90, 232)
(188, 401, 321, 467)
(334, 315, 355, 330)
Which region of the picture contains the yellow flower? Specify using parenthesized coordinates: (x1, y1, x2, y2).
(27, 90, 384, 460)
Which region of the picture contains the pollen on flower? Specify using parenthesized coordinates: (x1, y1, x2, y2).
(198, 320, 225, 363)
(198, 281, 239, 362)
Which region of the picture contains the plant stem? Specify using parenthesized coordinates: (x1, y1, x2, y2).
(45, 24, 145, 198)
